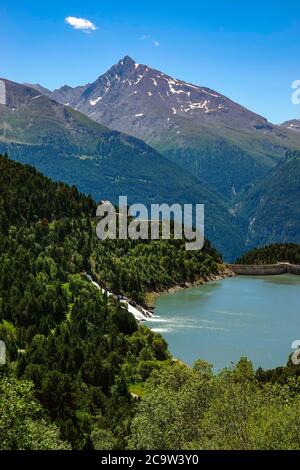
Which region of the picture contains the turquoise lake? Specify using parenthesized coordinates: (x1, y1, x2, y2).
(146, 275, 300, 371)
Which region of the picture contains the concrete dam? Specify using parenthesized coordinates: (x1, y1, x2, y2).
(227, 263, 300, 276)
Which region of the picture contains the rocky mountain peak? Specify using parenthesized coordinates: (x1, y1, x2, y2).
(119, 55, 136, 67)
(103, 55, 139, 80)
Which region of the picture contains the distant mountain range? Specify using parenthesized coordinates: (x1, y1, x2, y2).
(1, 56, 300, 259)
(29, 56, 300, 200)
(0, 77, 244, 260)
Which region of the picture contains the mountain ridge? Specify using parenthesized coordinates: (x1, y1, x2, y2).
(0, 77, 244, 260)
(281, 119, 300, 132)
(27, 55, 300, 199)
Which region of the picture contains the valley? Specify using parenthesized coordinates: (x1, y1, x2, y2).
(0, 78, 245, 260)
(1, 153, 300, 450)
(2, 3, 300, 453)
(18, 56, 300, 257)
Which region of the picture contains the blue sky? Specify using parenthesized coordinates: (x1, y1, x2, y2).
(1, 0, 300, 123)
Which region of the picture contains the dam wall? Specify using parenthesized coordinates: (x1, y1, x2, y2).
(227, 263, 300, 276)
(287, 264, 300, 275)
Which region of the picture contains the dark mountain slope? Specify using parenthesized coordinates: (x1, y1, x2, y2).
(234, 151, 300, 251)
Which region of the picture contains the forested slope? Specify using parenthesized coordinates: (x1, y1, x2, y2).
(236, 243, 300, 265)
(2, 154, 299, 451)
(0, 154, 220, 449)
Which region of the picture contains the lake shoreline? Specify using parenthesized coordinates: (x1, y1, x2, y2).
(144, 264, 235, 310)
(148, 273, 300, 370)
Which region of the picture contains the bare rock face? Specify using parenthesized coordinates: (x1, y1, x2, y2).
(281, 119, 300, 133)
(50, 55, 266, 135)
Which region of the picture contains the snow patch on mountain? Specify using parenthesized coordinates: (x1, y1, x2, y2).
(134, 75, 144, 85)
(90, 96, 103, 106)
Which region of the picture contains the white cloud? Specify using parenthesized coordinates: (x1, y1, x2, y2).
(141, 35, 160, 47)
(65, 16, 97, 32)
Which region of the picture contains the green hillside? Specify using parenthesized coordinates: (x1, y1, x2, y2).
(234, 151, 300, 252)
(157, 116, 300, 199)
(0, 154, 222, 449)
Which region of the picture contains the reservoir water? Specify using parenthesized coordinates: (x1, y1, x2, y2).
(147, 275, 300, 371)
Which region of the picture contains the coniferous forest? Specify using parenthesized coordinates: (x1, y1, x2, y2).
(237, 243, 300, 265)
(1, 154, 300, 450)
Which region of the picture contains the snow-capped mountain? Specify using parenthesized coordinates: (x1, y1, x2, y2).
(28, 56, 300, 198)
(48, 55, 270, 139)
